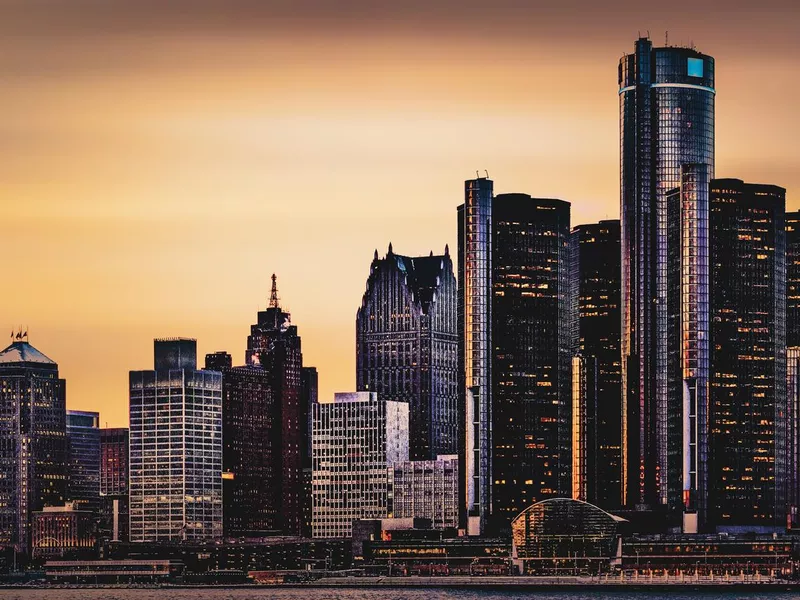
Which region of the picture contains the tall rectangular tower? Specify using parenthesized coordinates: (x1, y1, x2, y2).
(129, 338, 222, 541)
(100, 427, 129, 542)
(786, 212, 800, 347)
(66, 410, 101, 515)
(619, 38, 715, 514)
(709, 179, 786, 531)
(458, 176, 493, 535)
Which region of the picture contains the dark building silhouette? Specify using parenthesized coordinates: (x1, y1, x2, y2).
(787, 212, 800, 347)
(100, 427, 129, 542)
(204, 352, 279, 537)
(709, 179, 786, 531)
(244, 275, 304, 536)
(356, 245, 458, 460)
(0, 339, 67, 554)
(572, 220, 622, 509)
(66, 410, 100, 515)
(458, 176, 494, 535)
(490, 193, 574, 532)
(619, 37, 715, 517)
(301, 366, 318, 537)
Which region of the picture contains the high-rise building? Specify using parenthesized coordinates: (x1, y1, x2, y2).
(301, 366, 318, 537)
(204, 353, 280, 537)
(100, 427, 128, 542)
(571, 354, 598, 503)
(709, 179, 786, 531)
(129, 338, 222, 542)
(458, 176, 493, 535)
(66, 410, 100, 514)
(0, 339, 67, 553)
(356, 244, 458, 460)
(619, 37, 715, 515)
(389, 455, 459, 530)
(786, 212, 800, 347)
(572, 220, 622, 509)
(491, 193, 573, 531)
(787, 347, 800, 530)
(312, 392, 409, 538)
(245, 275, 304, 536)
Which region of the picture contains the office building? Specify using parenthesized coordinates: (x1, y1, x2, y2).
(571, 355, 598, 503)
(788, 347, 800, 529)
(301, 366, 318, 537)
(709, 179, 786, 530)
(245, 275, 304, 536)
(572, 220, 622, 509)
(458, 176, 494, 535)
(0, 338, 67, 553)
(390, 455, 459, 530)
(619, 37, 715, 515)
(129, 338, 222, 542)
(491, 193, 573, 531)
(100, 427, 129, 542)
(312, 392, 409, 538)
(66, 410, 101, 514)
(787, 212, 800, 347)
(356, 244, 458, 460)
(31, 502, 95, 559)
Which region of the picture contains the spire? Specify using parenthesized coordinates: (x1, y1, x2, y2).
(444, 243, 449, 256)
(388, 242, 393, 255)
(269, 273, 279, 309)
(374, 248, 379, 261)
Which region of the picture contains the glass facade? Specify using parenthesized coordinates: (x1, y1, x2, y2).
(787, 212, 800, 347)
(66, 410, 101, 515)
(356, 245, 458, 460)
(100, 427, 129, 542)
(129, 339, 223, 542)
(458, 177, 493, 534)
(573, 220, 622, 509)
(620, 38, 715, 513)
(491, 194, 573, 531)
(0, 341, 67, 553)
(709, 179, 786, 530)
(788, 347, 800, 529)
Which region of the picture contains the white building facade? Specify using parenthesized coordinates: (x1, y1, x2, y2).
(389, 454, 459, 529)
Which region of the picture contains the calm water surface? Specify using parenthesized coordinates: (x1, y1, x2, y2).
(3, 590, 800, 600)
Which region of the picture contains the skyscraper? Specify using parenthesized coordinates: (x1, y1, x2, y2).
(301, 366, 318, 537)
(572, 220, 622, 509)
(0, 339, 67, 553)
(787, 347, 800, 529)
(66, 410, 101, 514)
(204, 353, 280, 537)
(491, 193, 573, 530)
(356, 244, 458, 460)
(100, 427, 129, 542)
(458, 176, 493, 535)
(129, 338, 222, 542)
(312, 392, 409, 538)
(786, 212, 800, 347)
(709, 178, 786, 531)
(244, 275, 305, 536)
(619, 37, 715, 515)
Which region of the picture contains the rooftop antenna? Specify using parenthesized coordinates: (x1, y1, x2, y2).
(476, 170, 480, 179)
(269, 274, 279, 309)
(647, 30, 651, 40)
(484, 170, 489, 178)
(666, 31, 669, 46)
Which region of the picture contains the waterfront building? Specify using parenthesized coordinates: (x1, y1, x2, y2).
(99, 427, 129, 542)
(572, 220, 622, 509)
(66, 410, 100, 514)
(788, 347, 800, 529)
(619, 37, 716, 516)
(0, 339, 67, 553)
(389, 455, 459, 529)
(571, 355, 598, 503)
(204, 353, 280, 537)
(356, 245, 458, 461)
(787, 212, 800, 347)
(491, 193, 573, 530)
(312, 392, 409, 538)
(129, 338, 222, 541)
(245, 275, 304, 536)
(709, 179, 786, 531)
(301, 366, 318, 537)
(458, 176, 494, 535)
(31, 502, 95, 559)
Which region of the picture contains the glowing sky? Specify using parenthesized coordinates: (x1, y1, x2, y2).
(1, 0, 797, 426)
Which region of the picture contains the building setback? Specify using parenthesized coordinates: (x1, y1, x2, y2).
(619, 37, 716, 516)
(129, 338, 222, 542)
(389, 455, 459, 530)
(356, 244, 458, 460)
(572, 220, 622, 510)
(100, 427, 129, 542)
(66, 410, 100, 515)
(312, 392, 409, 538)
(709, 179, 786, 531)
(0, 340, 67, 553)
(245, 275, 304, 536)
(491, 193, 573, 531)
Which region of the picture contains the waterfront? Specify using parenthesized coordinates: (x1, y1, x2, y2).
(4, 589, 800, 600)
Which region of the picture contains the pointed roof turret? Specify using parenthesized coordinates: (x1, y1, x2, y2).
(388, 242, 393, 255)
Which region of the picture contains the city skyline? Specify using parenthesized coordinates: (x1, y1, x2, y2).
(2, 1, 799, 427)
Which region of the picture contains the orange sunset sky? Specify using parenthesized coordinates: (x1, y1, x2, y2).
(1, 0, 797, 427)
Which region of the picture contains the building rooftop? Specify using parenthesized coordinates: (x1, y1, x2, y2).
(0, 340, 57, 366)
